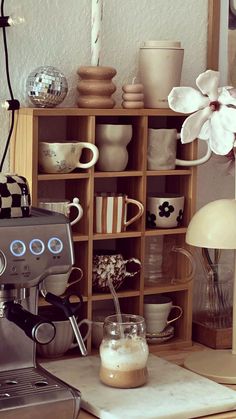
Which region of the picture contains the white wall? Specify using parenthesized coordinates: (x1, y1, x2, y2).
(1, 0, 232, 208)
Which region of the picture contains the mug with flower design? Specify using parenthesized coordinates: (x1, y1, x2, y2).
(146, 194, 185, 228)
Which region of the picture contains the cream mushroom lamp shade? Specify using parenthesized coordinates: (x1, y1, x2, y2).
(186, 199, 236, 250)
(184, 198, 236, 384)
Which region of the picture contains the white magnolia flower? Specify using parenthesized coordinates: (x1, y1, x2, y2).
(168, 70, 236, 155)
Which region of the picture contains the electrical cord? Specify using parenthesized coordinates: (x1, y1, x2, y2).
(0, 0, 19, 171)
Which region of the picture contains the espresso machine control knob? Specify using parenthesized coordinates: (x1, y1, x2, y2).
(5, 302, 56, 344)
(33, 321, 56, 344)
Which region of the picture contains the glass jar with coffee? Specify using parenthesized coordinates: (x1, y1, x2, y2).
(99, 314, 149, 388)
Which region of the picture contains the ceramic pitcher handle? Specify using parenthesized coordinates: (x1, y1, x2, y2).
(76, 142, 99, 169)
(67, 197, 84, 226)
(66, 267, 83, 289)
(124, 198, 144, 228)
(124, 257, 141, 277)
(175, 139, 212, 167)
(170, 246, 196, 284)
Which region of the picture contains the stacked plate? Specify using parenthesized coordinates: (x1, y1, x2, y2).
(146, 325, 174, 344)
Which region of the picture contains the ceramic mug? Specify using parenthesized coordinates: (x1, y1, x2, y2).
(94, 193, 144, 233)
(40, 266, 83, 296)
(147, 128, 211, 170)
(144, 294, 183, 333)
(38, 141, 99, 173)
(146, 194, 184, 228)
(92, 252, 141, 292)
(37, 307, 91, 358)
(38, 197, 83, 226)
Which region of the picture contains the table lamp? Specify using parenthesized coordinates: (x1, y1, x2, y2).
(167, 69, 236, 384)
(183, 199, 236, 383)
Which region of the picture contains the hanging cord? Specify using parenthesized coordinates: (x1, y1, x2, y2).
(0, 0, 19, 171)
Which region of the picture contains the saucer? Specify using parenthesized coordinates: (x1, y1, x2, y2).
(146, 325, 174, 343)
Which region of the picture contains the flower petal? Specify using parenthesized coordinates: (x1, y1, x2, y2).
(168, 87, 209, 113)
(208, 112, 235, 155)
(196, 70, 219, 101)
(180, 107, 212, 143)
(198, 120, 210, 140)
(218, 105, 236, 132)
(218, 87, 236, 106)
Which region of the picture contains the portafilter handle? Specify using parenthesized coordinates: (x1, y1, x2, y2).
(45, 292, 88, 356)
(5, 302, 56, 344)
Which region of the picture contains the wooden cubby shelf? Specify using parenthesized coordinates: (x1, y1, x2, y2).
(11, 107, 197, 353)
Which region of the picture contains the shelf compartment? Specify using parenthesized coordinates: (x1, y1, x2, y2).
(92, 237, 142, 294)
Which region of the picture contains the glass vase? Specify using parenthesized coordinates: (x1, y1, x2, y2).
(194, 263, 233, 329)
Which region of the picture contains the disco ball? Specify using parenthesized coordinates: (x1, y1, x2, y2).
(26, 66, 68, 108)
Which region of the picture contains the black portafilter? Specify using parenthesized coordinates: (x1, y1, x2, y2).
(5, 302, 56, 344)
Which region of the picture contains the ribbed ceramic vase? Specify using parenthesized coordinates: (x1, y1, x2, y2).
(77, 66, 117, 108)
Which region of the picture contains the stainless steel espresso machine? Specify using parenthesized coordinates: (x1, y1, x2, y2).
(0, 208, 81, 419)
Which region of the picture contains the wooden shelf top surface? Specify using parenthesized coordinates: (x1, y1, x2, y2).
(18, 107, 186, 117)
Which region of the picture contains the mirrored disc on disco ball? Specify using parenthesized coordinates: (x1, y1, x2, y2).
(26, 66, 68, 108)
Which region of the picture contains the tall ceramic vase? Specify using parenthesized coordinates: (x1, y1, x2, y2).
(77, 66, 117, 108)
(139, 40, 184, 108)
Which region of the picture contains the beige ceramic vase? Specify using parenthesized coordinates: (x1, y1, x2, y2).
(77, 66, 117, 108)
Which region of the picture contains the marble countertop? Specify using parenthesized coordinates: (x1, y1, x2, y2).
(40, 353, 236, 419)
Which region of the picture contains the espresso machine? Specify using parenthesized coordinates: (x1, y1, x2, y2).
(0, 208, 81, 419)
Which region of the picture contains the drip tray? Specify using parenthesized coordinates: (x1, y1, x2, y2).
(0, 366, 81, 419)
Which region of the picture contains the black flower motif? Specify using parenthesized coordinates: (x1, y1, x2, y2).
(158, 201, 174, 218)
(176, 209, 183, 226)
(146, 211, 157, 228)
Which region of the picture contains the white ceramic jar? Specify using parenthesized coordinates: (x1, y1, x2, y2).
(139, 40, 184, 108)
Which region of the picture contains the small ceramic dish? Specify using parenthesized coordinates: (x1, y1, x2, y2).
(146, 325, 174, 343)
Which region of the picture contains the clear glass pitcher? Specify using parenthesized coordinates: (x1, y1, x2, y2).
(144, 238, 195, 284)
(99, 314, 149, 388)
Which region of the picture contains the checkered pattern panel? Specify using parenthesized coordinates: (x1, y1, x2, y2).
(0, 175, 31, 218)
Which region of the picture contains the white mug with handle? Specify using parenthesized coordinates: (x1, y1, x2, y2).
(37, 317, 91, 358)
(147, 128, 211, 170)
(38, 197, 83, 226)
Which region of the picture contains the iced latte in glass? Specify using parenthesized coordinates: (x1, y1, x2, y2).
(99, 314, 149, 388)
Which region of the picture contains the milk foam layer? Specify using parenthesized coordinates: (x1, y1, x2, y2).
(100, 337, 149, 371)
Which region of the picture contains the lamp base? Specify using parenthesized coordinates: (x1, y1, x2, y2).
(184, 350, 236, 384)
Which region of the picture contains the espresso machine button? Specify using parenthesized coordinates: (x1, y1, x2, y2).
(29, 239, 45, 256)
(48, 237, 63, 254)
(10, 240, 26, 257)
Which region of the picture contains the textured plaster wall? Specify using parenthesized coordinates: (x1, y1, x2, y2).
(0, 0, 232, 208)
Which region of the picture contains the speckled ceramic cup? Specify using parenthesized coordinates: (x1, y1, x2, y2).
(38, 141, 99, 173)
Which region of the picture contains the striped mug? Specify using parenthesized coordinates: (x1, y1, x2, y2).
(94, 193, 144, 233)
